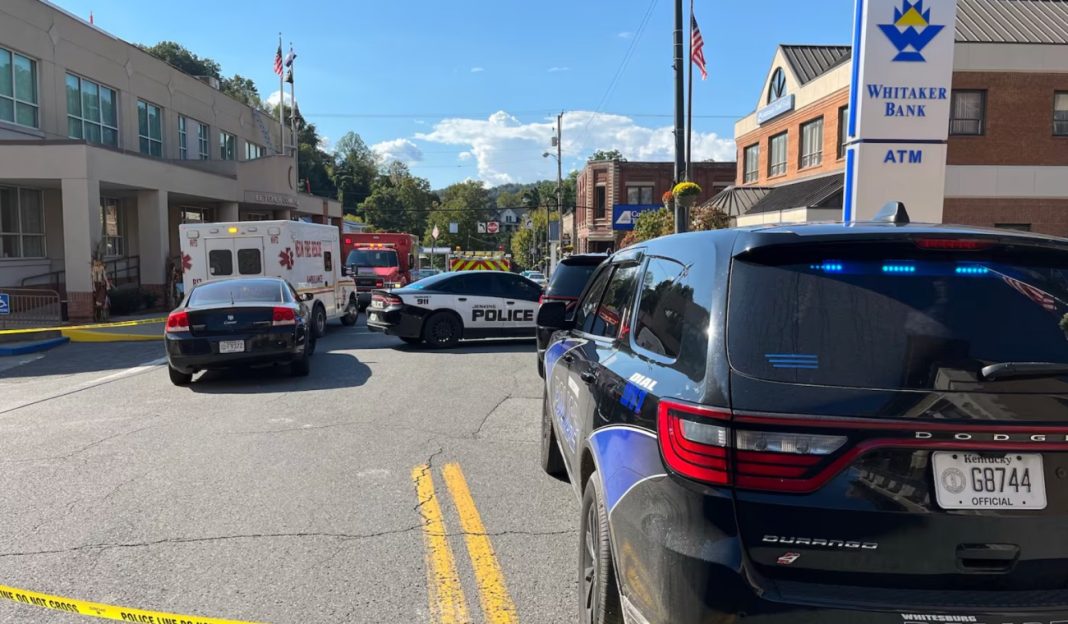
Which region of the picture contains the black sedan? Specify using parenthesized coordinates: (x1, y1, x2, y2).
(164, 277, 315, 385)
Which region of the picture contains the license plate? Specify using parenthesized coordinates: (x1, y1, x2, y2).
(932, 452, 1046, 510)
(218, 340, 245, 354)
(371, 300, 385, 309)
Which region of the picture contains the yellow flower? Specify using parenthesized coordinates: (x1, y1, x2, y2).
(672, 181, 702, 197)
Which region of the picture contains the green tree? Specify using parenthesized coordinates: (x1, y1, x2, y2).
(423, 181, 490, 251)
(587, 149, 626, 163)
(360, 162, 436, 234)
(632, 207, 674, 243)
(510, 209, 559, 271)
(138, 41, 221, 78)
(333, 131, 378, 215)
(221, 74, 262, 108)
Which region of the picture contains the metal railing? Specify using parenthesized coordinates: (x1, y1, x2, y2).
(19, 255, 140, 290)
(0, 288, 62, 328)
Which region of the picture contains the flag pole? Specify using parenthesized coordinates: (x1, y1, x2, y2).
(289, 43, 296, 160)
(686, 0, 695, 181)
(277, 33, 284, 154)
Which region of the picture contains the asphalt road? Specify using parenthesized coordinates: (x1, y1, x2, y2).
(0, 320, 578, 624)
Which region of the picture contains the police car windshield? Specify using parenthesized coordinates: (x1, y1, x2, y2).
(189, 279, 285, 306)
(347, 249, 398, 268)
(728, 243, 1068, 391)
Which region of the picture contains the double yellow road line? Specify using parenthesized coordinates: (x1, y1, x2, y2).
(412, 463, 518, 624)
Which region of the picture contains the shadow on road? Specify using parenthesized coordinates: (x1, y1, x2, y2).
(0, 341, 165, 379)
(359, 336, 537, 355)
(186, 351, 372, 394)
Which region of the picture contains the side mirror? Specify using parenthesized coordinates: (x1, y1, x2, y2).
(536, 300, 572, 331)
(342, 265, 353, 276)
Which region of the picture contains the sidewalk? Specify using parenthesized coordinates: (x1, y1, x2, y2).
(0, 312, 165, 346)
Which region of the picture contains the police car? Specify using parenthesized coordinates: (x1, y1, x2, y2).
(365, 270, 542, 347)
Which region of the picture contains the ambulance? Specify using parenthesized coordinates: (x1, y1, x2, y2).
(178, 221, 359, 337)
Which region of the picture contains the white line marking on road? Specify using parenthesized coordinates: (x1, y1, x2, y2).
(75, 357, 166, 389)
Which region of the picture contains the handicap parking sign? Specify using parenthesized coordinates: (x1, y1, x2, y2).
(0, 292, 9, 315)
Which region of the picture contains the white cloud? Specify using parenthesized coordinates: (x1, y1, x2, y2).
(617, 31, 633, 39)
(470, 67, 485, 73)
(458, 151, 473, 161)
(547, 66, 570, 73)
(371, 138, 424, 164)
(318, 135, 332, 152)
(265, 90, 294, 108)
(415, 110, 735, 185)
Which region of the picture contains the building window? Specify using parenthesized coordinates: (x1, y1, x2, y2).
(137, 100, 163, 157)
(799, 117, 824, 169)
(767, 67, 786, 104)
(180, 207, 212, 223)
(196, 122, 210, 159)
(178, 117, 188, 160)
(245, 141, 266, 161)
(995, 223, 1031, 232)
(219, 131, 236, 160)
(66, 74, 118, 146)
(743, 144, 759, 183)
(0, 47, 38, 128)
(242, 211, 272, 221)
(837, 106, 849, 159)
(950, 90, 985, 135)
(594, 185, 607, 220)
(1055, 92, 1068, 136)
(100, 198, 125, 257)
(768, 132, 788, 177)
(626, 185, 654, 204)
(0, 187, 44, 258)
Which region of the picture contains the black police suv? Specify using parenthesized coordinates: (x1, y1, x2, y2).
(165, 277, 315, 385)
(366, 270, 542, 348)
(538, 212, 1068, 623)
(536, 253, 608, 378)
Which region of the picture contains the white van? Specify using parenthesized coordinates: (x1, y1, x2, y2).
(179, 221, 358, 337)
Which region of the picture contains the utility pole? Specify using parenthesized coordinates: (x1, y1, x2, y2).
(555, 111, 563, 266)
(673, 0, 687, 233)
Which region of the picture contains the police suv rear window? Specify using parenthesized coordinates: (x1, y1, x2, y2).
(727, 243, 1068, 391)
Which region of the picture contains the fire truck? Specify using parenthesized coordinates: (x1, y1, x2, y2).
(448, 251, 512, 272)
(178, 221, 359, 338)
(342, 232, 420, 310)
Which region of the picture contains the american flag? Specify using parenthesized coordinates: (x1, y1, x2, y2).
(273, 44, 284, 77)
(691, 14, 707, 80)
(1000, 273, 1059, 313)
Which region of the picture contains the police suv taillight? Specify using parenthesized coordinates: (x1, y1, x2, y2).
(658, 399, 847, 492)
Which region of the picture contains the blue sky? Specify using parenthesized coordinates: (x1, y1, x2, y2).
(55, 0, 853, 188)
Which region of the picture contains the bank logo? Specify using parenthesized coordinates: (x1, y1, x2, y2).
(878, 0, 945, 62)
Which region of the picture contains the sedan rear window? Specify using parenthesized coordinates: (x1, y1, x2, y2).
(189, 280, 284, 306)
(728, 243, 1068, 391)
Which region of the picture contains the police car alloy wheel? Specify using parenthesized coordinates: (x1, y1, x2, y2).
(580, 475, 622, 624)
(423, 312, 461, 348)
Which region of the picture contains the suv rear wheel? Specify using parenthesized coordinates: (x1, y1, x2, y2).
(580, 475, 622, 624)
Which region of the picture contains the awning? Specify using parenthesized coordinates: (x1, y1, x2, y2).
(702, 186, 773, 216)
(743, 173, 844, 215)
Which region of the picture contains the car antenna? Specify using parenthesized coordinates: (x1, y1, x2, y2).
(873, 201, 910, 225)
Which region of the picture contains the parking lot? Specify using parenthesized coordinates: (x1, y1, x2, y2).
(0, 322, 577, 623)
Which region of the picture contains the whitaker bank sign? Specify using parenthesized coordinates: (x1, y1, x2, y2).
(844, 0, 958, 222)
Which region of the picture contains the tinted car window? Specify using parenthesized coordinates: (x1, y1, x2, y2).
(435, 275, 473, 294)
(209, 249, 233, 276)
(503, 275, 542, 301)
(728, 244, 1068, 390)
(587, 264, 639, 339)
(633, 257, 688, 359)
(346, 249, 398, 268)
(574, 266, 613, 334)
(237, 248, 261, 275)
(546, 262, 601, 298)
(190, 279, 283, 306)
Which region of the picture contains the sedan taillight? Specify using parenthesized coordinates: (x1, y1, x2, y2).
(658, 399, 847, 492)
(165, 310, 189, 333)
(272, 307, 296, 326)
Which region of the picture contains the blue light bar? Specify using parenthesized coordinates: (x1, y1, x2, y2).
(882, 264, 916, 273)
(955, 265, 989, 275)
(810, 262, 844, 273)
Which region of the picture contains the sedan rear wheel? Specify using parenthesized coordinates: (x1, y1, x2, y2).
(422, 312, 461, 349)
(291, 336, 311, 377)
(580, 475, 623, 624)
(168, 365, 193, 386)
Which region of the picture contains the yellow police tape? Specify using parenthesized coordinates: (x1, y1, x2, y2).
(0, 584, 262, 624)
(0, 317, 166, 336)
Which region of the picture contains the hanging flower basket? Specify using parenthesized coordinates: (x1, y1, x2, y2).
(672, 181, 702, 209)
(661, 190, 675, 209)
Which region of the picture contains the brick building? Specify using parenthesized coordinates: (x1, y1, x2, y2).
(575, 160, 735, 252)
(717, 0, 1068, 233)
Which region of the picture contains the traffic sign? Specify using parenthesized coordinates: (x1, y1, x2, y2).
(486, 221, 500, 234)
(449, 222, 458, 234)
(477, 222, 487, 234)
(0, 293, 9, 315)
(431, 225, 440, 240)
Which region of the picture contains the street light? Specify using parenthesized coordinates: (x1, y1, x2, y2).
(543, 151, 560, 272)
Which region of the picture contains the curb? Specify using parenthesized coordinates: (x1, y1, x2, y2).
(0, 337, 70, 356)
(61, 328, 161, 343)
(0, 317, 166, 343)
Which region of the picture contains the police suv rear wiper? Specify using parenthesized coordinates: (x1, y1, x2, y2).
(980, 362, 1068, 381)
